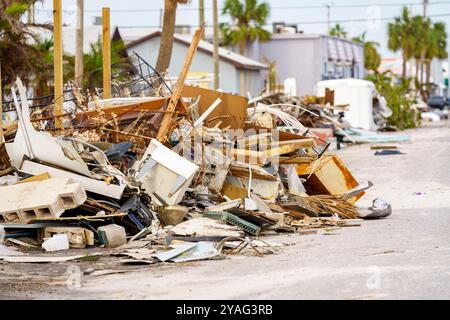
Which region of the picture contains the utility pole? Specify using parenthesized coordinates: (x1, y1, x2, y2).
(53, 0, 64, 130)
(213, 0, 219, 89)
(325, 3, 331, 34)
(423, 0, 429, 17)
(102, 7, 111, 99)
(75, 0, 84, 88)
(420, 0, 429, 87)
(199, 0, 205, 39)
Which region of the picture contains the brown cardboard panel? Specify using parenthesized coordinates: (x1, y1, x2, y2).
(181, 85, 248, 129)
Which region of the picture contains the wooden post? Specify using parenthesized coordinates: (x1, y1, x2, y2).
(75, 0, 84, 87)
(53, 0, 64, 130)
(212, 0, 219, 89)
(102, 7, 111, 99)
(156, 25, 205, 142)
(199, 0, 205, 39)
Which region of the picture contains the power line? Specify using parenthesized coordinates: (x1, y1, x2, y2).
(34, 1, 450, 14)
(108, 12, 450, 29)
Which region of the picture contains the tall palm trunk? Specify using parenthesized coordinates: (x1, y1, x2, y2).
(402, 53, 407, 79)
(415, 59, 420, 84)
(156, 0, 178, 72)
(420, 60, 425, 86)
(426, 59, 432, 93)
(239, 38, 246, 55)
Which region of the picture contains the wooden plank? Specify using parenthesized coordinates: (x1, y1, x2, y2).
(265, 140, 315, 157)
(227, 148, 266, 165)
(221, 182, 247, 200)
(325, 87, 334, 105)
(229, 165, 277, 181)
(370, 145, 398, 150)
(156, 25, 205, 142)
(236, 133, 271, 149)
(279, 155, 314, 165)
(53, 0, 64, 130)
(102, 7, 111, 99)
(16, 172, 50, 184)
(75, 98, 169, 121)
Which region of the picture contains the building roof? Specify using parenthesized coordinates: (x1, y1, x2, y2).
(112, 26, 159, 45)
(269, 33, 363, 63)
(124, 30, 268, 70)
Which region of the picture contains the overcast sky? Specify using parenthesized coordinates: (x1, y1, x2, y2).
(33, 0, 450, 58)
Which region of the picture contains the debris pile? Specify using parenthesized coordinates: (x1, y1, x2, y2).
(0, 27, 390, 266)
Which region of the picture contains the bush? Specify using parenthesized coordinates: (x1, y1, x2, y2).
(367, 72, 420, 130)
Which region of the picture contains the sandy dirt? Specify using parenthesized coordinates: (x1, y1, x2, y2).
(1, 121, 450, 300)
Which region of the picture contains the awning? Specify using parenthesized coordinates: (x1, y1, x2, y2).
(327, 39, 339, 61)
(336, 41, 347, 62)
(344, 42, 354, 62)
(352, 44, 362, 63)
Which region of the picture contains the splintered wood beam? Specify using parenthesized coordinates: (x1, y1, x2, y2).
(102, 7, 111, 99)
(156, 24, 205, 142)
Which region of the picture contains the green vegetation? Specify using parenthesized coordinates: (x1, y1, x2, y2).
(352, 32, 381, 73)
(388, 6, 447, 93)
(367, 71, 420, 130)
(0, 0, 49, 85)
(221, 0, 271, 55)
(80, 38, 130, 89)
(329, 24, 347, 39)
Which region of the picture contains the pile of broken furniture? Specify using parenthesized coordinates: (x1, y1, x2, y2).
(0, 27, 390, 265)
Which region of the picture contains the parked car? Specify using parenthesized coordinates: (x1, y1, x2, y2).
(427, 95, 448, 110)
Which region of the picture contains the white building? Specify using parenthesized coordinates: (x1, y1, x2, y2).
(114, 28, 268, 96)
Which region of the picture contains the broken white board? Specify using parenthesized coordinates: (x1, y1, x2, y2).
(0, 253, 103, 263)
(6, 78, 92, 177)
(152, 242, 197, 262)
(170, 217, 243, 237)
(170, 241, 220, 263)
(20, 160, 126, 200)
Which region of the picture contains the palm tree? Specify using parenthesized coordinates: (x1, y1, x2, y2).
(329, 24, 347, 38)
(155, 0, 189, 73)
(33, 36, 54, 97)
(221, 0, 271, 55)
(0, 0, 50, 85)
(82, 38, 131, 89)
(410, 16, 427, 85)
(388, 7, 415, 79)
(352, 32, 381, 72)
(424, 21, 448, 90)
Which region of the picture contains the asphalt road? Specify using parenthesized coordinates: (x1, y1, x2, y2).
(2, 121, 450, 300)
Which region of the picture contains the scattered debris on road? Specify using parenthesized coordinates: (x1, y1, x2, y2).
(0, 26, 395, 269)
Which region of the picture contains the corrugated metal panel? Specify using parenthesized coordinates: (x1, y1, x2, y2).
(327, 39, 338, 60)
(352, 44, 362, 62)
(344, 42, 354, 62)
(336, 40, 346, 61)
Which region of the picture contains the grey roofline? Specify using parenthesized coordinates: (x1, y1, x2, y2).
(125, 30, 268, 70)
